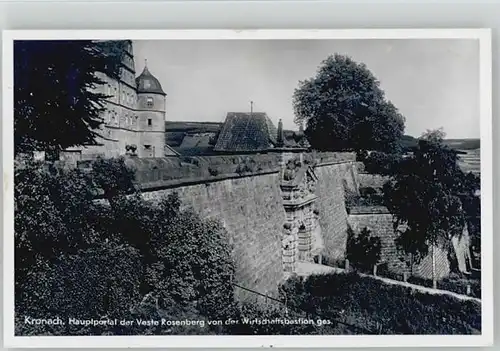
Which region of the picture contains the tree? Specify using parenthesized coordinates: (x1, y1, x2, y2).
(15, 157, 237, 335)
(16, 243, 143, 336)
(14, 158, 97, 278)
(346, 227, 382, 273)
(143, 196, 236, 320)
(293, 54, 405, 152)
(14, 40, 126, 154)
(363, 151, 402, 176)
(383, 129, 467, 287)
(91, 156, 137, 204)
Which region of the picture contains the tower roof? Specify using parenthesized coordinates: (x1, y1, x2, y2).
(135, 64, 166, 96)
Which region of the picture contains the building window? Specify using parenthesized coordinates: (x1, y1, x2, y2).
(146, 97, 154, 108)
(148, 118, 152, 126)
(144, 144, 151, 150)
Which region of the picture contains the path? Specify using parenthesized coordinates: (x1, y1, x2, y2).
(295, 261, 481, 304)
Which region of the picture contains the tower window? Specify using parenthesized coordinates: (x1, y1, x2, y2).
(148, 118, 152, 126)
(146, 97, 154, 108)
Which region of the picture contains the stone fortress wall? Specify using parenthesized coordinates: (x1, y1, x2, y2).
(117, 151, 358, 301)
(85, 150, 470, 301)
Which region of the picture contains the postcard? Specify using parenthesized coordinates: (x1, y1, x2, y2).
(2, 29, 492, 348)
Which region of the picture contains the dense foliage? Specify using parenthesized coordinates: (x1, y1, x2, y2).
(282, 273, 481, 335)
(362, 151, 403, 176)
(344, 187, 385, 212)
(14, 40, 126, 154)
(293, 54, 405, 153)
(383, 130, 480, 281)
(407, 274, 481, 299)
(460, 172, 481, 267)
(346, 227, 382, 272)
(15, 157, 236, 335)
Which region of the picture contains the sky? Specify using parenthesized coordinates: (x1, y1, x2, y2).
(133, 39, 480, 139)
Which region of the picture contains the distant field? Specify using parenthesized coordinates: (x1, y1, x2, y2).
(444, 139, 480, 150)
(401, 135, 480, 151)
(457, 148, 480, 175)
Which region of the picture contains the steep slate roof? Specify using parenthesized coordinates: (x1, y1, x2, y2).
(214, 112, 278, 152)
(135, 66, 166, 96)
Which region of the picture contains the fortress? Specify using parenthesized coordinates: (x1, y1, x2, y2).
(62, 41, 177, 161)
(66, 40, 472, 301)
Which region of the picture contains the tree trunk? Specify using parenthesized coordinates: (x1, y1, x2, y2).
(432, 244, 437, 289)
(410, 253, 414, 276)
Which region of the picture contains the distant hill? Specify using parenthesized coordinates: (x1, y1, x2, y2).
(165, 121, 223, 147)
(444, 138, 480, 150)
(400, 135, 480, 151)
(400, 135, 418, 150)
(165, 120, 300, 153)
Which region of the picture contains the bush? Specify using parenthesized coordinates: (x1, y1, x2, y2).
(356, 149, 369, 162)
(235, 158, 257, 174)
(208, 166, 219, 176)
(16, 242, 143, 336)
(91, 156, 136, 200)
(346, 227, 382, 273)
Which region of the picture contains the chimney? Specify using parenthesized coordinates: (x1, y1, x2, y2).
(277, 119, 284, 147)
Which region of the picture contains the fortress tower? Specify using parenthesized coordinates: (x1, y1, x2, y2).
(61, 40, 177, 162)
(135, 62, 167, 158)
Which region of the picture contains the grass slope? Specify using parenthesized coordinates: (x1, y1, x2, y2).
(283, 272, 481, 335)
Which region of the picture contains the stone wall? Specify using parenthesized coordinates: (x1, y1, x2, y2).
(452, 225, 473, 272)
(313, 161, 359, 261)
(127, 154, 282, 187)
(141, 172, 286, 302)
(130, 152, 359, 301)
(357, 173, 390, 189)
(347, 207, 453, 279)
(347, 208, 406, 273)
(414, 245, 450, 279)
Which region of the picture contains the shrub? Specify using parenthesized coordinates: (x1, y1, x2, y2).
(359, 187, 378, 197)
(346, 227, 381, 273)
(356, 149, 369, 162)
(16, 243, 143, 336)
(91, 156, 136, 200)
(235, 160, 256, 174)
(15, 159, 97, 269)
(208, 166, 219, 176)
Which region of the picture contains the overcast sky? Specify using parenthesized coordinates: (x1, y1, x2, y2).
(133, 39, 479, 139)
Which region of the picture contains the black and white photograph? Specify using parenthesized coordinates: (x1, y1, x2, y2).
(2, 29, 492, 348)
